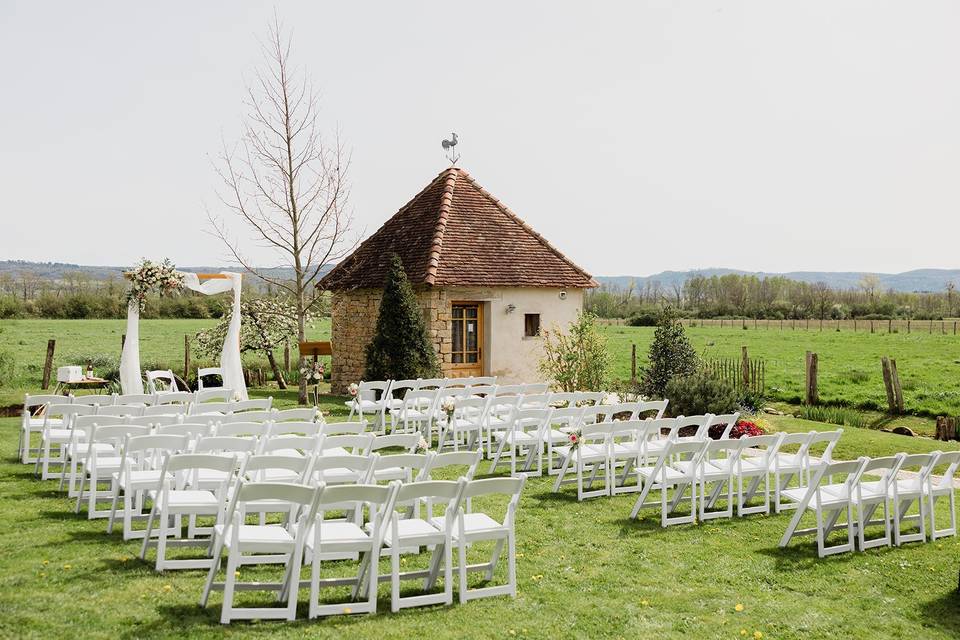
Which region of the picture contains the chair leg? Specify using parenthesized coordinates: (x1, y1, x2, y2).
(220, 551, 239, 624)
(201, 536, 225, 607)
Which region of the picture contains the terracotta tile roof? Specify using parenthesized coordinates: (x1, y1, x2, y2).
(320, 167, 597, 291)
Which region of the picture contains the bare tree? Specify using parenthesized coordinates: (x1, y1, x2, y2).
(209, 18, 354, 403)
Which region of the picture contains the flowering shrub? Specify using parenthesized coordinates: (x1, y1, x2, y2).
(125, 259, 183, 311)
(301, 361, 325, 385)
(707, 418, 766, 439)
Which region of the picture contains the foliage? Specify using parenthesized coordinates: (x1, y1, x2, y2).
(0, 350, 14, 388)
(627, 311, 659, 327)
(664, 371, 739, 417)
(363, 255, 439, 382)
(539, 311, 610, 392)
(640, 308, 699, 397)
(799, 404, 869, 429)
(124, 258, 183, 311)
(706, 418, 768, 439)
(194, 298, 306, 360)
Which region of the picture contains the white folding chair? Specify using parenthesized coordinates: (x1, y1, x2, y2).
(552, 422, 611, 500)
(438, 397, 489, 452)
(636, 399, 668, 419)
(312, 453, 377, 486)
(154, 391, 194, 406)
(708, 412, 741, 439)
(259, 435, 321, 459)
(274, 407, 321, 423)
(541, 406, 585, 475)
(889, 452, 939, 546)
(146, 370, 182, 394)
(197, 366, 225, 390)
(442, 477, 525, 603)
(231, 398, 273, 413)
(202, 481, 321, 623)
(190, 402, 231, 416)
(143, 403, 189, 418)
(321, 421, 366, 436)
(346, 381, 391, 433)
(928, 451, 960, 540)
(779, 457, 868, 557)
(489, 408, 552, 477)
(268, 421, 321, 438)
(484, 395, 522, 457)
(371, 452, 431, 485)
(772, 431, 816, 513)
(734, 433, 785, 516)
(629, 439, 709, 527)
(74, 423, 150, 519)
(694, 438, 743, 521)
(96, 404, 144, 418)
(196, 388, 234, 403)
(139, 452, 237, 571)
(320, 433, 374, 457)
(34, 403, 92, 480)
(61, 414, 128, 496)
(396, 390, 437, 436)
(114, 393, 156, 407)
(305, 482, 400, 618)
(214, 421, 271, 439)
(20, 394, 68, 464)
(852, 454, 903, 550)
(70, 394, 116, 407)
(220, 410, 273, 424)
(371, 433, 421, 455)
(608, 419, 660, 496)
(107, 433, 189, 540)
(381, 479, 466, 611)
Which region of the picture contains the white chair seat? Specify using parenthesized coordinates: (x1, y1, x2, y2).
(305, 521, 370, 546)
(611, 442, 641, 456)
(430, 513, 505, 539)
(316, 468, 362, 483)
(113, 469, 168, 488)
(383, 518, 444, 545)
(554, 444, 606, 461)
(214, 523, 295, 548)
(739, 457, 769, 473)
(30, 417, 61, 428)
(637, 465, 690, 483)
(346, 399, 382, 411)
(151, 490, 219, 509)
(45, 428, 74, 442)
(541, 429, 571, 444)
(71, 443, 116, 456)
(255, 468, 301, 483)
(496, 431, 538, 445)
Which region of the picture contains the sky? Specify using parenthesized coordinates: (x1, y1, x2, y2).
(2, 1, 959, 277)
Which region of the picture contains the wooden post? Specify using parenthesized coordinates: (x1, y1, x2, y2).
(41, 339, 56, 390)
(936, 416, 948, 441)
(889, 358, 904, 414)
(907, 319, 911, 333)
(283, 342, 290, 371)
(121, 333, 126, 349)
(805, 351, 818, 405)
(870, 320, 874, 334)
(183, 334, 191, 381)
(881, 357, 896, 414)
(854, 319, 857, 332)
(888, 319, 892, 333)
(741, 346, 750, 388)
(630, 344, 637, 383)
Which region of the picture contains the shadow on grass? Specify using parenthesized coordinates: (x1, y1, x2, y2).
(918, 585, 960, 638)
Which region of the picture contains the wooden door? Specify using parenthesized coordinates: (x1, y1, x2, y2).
(451, 302, 483, 377)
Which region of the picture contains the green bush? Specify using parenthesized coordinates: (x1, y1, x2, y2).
(0, 295, 24, 319)
(665, 372, 739, 417)
(364, 254, 439, 382)
(627, 311, 659, 327)
(640, 308, 699, 397)
(539, 311, 610, 392)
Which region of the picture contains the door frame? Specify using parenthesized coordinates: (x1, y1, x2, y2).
(450, 301, 484, 377)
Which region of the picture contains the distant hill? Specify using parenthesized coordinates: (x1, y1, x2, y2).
(597, 268, 960, 294)
(3, 261, 958, 294)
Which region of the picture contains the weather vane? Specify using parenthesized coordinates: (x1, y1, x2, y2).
(441, 132, 460, 165)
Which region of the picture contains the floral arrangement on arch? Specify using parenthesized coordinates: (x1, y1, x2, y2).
(124, 258, 183, 311)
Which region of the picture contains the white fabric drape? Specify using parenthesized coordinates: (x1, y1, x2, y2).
(181, 272, 247, 401)
(118, 300, 143, 394)
(118, 271, 248, 400)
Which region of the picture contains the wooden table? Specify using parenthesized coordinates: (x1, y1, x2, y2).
(53, 377, 111, 395)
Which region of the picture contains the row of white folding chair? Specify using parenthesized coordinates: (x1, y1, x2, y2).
(196, 472, 525, 623)
(388, 384, 545, 435)
(349, 377, 501, 420)
(779, 450, 960, 556)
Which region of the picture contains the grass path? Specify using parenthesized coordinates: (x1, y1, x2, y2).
(2, 408, 960, 639)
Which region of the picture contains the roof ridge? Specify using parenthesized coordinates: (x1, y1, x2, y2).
(425, 169, 459, 285)
(455, 170, 599, 287)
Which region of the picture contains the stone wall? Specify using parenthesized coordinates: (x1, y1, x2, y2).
(329, 287, 454, 393)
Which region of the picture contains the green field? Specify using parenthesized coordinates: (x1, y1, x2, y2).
(601, 325, 960, 417)
(2, 319, 960, 419)
(2, 408, 960, 639)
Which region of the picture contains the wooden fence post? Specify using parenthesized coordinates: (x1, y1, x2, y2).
(741, 346, 750, 388)
(805, 351, 818, 405)
(630, 344, 637, 383)
(907, 319, 911, 333)
(881, 357, 897, 414)
(889, 358, 904, 414)
(183, 334, 191, 381)
(41, 339, 56, 390)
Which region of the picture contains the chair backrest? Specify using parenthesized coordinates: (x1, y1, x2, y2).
(224, 480, 319, 528)
(157, 422, 214, 439)
(196, 367, 224, 391)
(273, 407, 320, 423)
(195, 388, 233, 403)
(494, 384, 523, 397)
(930, 451, 960, 491)
(708, 412, 741, 439)
(231, 398, 273, 413)
(122, 433, 190, 471)
(512, 408, 553, 437)
(642, 418, 683, 448)
(24, 394, 67, 410)
(402, 390, 437, 411)
(636, 400, 668, 419)
(808, 457, 868, 501)
(321, 421, 366, 436)
(269, 420, 321, 437)
(467, 384, 497, 398)
(314, 482, 397, 526)
(190, 402, 230, 415)
(215, 421, 270, 438)
(451, 396, 490, 425)
(162, 452, 238, 490)
(600, 402, 647, 422)
(146, 370, 180, 394)
(126, 414, 182, 428)
(356, 380, 391, 402)
(45, 403, 93, 426)
(518, 393, 552, 409)
(241, 455, 313, 481)
(193, 435, 257, 455)
(259, 435, 320, 456)
(74, 414, 127, 432)
(520, 383, 550, 395)
(547, 392, 578, 408)
(673, 414, 714, 440)
(807, 429, 843, 463)
(737, 433, 785, 466)
(548, 406, 586, 431)
(371, 433, 421, 453)
(90, 424, 151, 451)
(417, 378, 446, 391)
(389, 379, 420, 400)
(220, 410, 273, 424)
(461, 476, 526, 524)
(321, 433, 375, 456)
(572, 391, 605, 406)
(312, 454, 378, 484)
(855, 454, 904, 493)
(608, 419, 659, 449)
(140, 404, 190, 416)
(153, 391, 193, 405)
(371, 453, 431, 483)
(70, 394, 116, 406)
(896, 452, 940, 492)
(422, 450, 482, 481)
(114, 393, 155, 407)
(97, 404, 144, 417)
(393, 479, 464, 512)
(469, 376, 497, 387)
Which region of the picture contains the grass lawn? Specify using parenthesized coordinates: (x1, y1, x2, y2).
(601, 324, 960, 417)
(2, 404, 960, 639)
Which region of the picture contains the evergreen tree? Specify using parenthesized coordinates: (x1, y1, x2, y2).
(640, 307, 699, 397)
(364, 254, 440, 381)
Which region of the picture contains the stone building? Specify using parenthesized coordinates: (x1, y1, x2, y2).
(320, 167, 597, 393)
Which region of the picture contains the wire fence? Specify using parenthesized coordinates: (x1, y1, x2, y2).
(598, 317, 960, 334)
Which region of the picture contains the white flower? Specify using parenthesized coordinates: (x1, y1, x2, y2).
(601, 392, 621, 405)
(347, 383, 359, 396)
(441, 396, 456, 413)
(417, 436, 429, 451)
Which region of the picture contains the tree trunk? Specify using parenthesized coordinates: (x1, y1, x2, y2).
(265, 347, 286, 389)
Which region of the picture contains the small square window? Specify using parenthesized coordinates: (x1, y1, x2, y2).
(524, 313, 541, 338)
